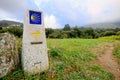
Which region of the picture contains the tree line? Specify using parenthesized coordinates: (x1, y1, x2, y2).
(0, 24, 120, 38)
(46, 24, 120, 39)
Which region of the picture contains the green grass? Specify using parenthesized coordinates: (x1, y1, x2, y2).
(1, 39, 114, 80)
(113, 41, 120, 64)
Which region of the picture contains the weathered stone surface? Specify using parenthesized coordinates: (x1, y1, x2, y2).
(0, 33, 19, 78)
(22, 10, 49, 75)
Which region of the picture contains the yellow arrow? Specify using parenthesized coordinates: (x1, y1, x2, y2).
(31, 31, 41, 36)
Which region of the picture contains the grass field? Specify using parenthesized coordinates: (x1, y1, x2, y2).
(113, 41, 120, 64)
(1, 38, 117, 80)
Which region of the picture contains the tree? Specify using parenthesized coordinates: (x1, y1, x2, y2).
(84, 28, 95, 38)
(49, 30, 63, 38)
(116, 31, 120, 35)
(0, 27, 2, 30)
(103, 31, 115, 36)
(94, 32, 100, 38)
(7, 26, 23, 37)
(63, 24, 71, 31)
(45, 28, 54, 38)
(73, 26, 82, 38)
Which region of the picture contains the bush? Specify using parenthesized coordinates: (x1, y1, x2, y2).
(116, 31, 120, 35)
(0, 26, 23, 37)
(103, 31, 116, 36)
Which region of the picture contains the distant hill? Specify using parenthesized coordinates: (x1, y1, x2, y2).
(85, 23, 120, 29)
(0, 20, 23, 27)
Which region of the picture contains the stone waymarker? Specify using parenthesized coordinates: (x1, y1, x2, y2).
(22, 10, 49, 74)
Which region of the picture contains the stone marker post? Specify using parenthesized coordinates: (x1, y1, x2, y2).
(22, 10, 49, 74)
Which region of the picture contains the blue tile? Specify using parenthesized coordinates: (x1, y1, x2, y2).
(29, 10, 42, 25)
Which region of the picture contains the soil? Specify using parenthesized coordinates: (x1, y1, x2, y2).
(95, 43, 120, 80)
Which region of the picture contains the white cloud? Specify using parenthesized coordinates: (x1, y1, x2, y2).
(34, 0, 42, 8)
(0, 9, 11, 19)
(44, 15, 61, 29)
(0, 0, 30, 22)
(6, 18, 22, 22)
(86, 0, 120, 23)
(53, 0, 120, 25)
(0, 0, 120, 27)
(34, 0, 50, 9)
(0, 9, 18, 21)
(0, 0, 27, 13)
(53, 0, 79, 21)
(0, 9, 22, 22)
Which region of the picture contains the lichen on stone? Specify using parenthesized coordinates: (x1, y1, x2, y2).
(0, 33, 19, 78)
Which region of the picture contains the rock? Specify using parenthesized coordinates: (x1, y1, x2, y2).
(0, 33, 19, 78)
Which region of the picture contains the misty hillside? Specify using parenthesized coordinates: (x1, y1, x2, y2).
(86, 23, 120, 29)
(0, 20, 120, 29)
(0, 20, 23, 27)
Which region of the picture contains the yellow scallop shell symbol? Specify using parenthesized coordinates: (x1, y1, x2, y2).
(31, 15, 35, 21)
(31, 14, 38, 22)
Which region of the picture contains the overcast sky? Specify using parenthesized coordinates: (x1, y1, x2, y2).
(0, 0, 120, 28)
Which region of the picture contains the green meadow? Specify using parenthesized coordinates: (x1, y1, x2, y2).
(1, 38, 120, 80)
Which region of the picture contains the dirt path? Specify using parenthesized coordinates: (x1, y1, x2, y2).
(96, 43, 120, 80)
